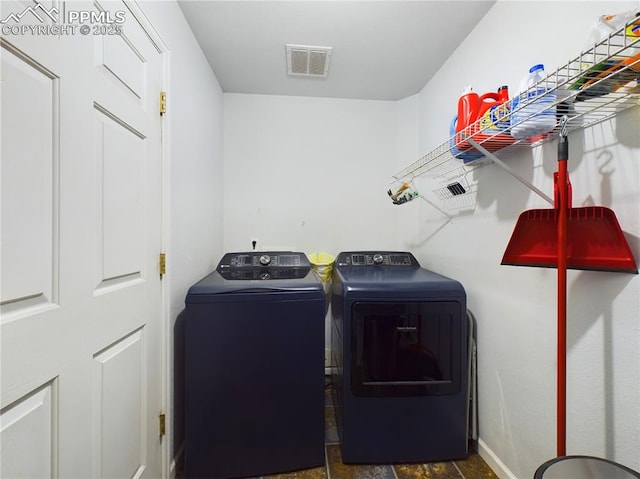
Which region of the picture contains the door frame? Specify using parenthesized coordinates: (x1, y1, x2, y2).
(121, 2, 171, 477)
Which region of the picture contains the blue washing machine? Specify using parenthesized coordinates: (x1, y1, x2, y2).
(185, 252, 325, 479)
(331, 251, 469, 464)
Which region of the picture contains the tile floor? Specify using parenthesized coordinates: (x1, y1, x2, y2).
(180, 383, 498, 479)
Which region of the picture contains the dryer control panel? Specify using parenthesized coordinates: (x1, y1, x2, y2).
(336, 251, 419, 267)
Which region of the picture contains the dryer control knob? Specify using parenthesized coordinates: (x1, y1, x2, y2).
(259, 254, 271, 266)
(373, 254, 384, 264)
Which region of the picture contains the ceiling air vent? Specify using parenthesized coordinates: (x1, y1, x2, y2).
(286, 44, 332, 78)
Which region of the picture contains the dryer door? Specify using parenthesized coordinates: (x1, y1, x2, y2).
(351, 301, 463, 397)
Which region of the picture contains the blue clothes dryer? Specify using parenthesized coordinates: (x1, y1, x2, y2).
(331, 251, 469, 464)
(185, 252, 325, 479)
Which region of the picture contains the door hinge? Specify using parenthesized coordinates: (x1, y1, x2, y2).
(159, 253, 166, 276)
(160, 91, 166, 115)
(159, 413, 166, 437)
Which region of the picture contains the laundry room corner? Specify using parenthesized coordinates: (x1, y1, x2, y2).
(222, 93, 404, 357)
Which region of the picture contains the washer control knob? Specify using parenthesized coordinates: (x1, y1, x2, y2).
(259, 254, 271, 266)
(373, 254, 384, 265)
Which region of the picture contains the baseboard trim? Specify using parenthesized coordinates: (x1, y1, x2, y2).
(477, 438, 518, 479)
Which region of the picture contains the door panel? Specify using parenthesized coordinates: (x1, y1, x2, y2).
(95, 106, 144, 287)
(93, 329, 145, 479)
(0, 42, 58, 318)
(0, 381, 57, 478)
(98, 32, 145, 99)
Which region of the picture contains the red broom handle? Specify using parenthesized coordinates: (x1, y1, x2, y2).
(557, 126, 569, 457)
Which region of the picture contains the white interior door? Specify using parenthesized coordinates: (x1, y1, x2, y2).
(1, 1, 165, 477)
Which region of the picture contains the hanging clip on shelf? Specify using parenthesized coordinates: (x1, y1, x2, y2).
(387, 180, 453, 219)
(387, 181, 419, 205)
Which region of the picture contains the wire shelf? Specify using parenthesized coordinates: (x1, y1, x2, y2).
(390, 19, 640, 209)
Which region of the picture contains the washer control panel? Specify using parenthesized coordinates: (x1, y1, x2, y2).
(336, 251, 418, 267)
(216, 252, 311, 280)
(224, 253, 303, 268)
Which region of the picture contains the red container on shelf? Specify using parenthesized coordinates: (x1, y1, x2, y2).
(455, 87, 480, 134)
(454, 85, 515, 153)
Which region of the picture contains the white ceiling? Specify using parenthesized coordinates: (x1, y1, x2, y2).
(177, 1, 496, 101)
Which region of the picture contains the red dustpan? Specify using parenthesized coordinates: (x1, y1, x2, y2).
(501, 120, 638, 274)
(503, 117, 637, 458)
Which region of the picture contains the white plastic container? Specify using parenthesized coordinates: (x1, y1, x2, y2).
(510, 64, 556, 140)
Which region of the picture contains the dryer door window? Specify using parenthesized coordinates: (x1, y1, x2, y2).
(351, 301, 462, 397)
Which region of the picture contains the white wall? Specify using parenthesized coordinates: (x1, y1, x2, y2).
(138, 1, 224, 474)
(401, 1, 639, 478)
(223, 93, 400, 254)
